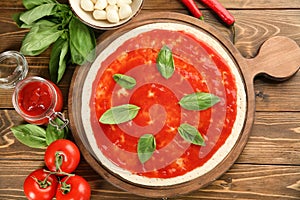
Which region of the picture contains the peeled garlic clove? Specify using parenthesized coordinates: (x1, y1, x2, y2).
(107, 0, 117, 5)
(106, 4, 118, 11)
(117, 0, 132, 7)
(91, 0, 97, 4)
(94, 0, 108, 10)
(106, 9, 119, 23)
(118, 4, 132, 20)
(81, 0, 94, 11)
(93, 10, 107, 20)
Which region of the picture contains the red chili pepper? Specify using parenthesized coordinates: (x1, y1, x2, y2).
(181, 0, 204, 20)
(197, 0, 235, 26)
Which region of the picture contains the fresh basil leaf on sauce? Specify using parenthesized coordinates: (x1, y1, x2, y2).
(46, 118, 69, 145)
(137, 134, 156, 164)
(113, 74, 136, 89)
(179, 92, 220, 111)
(10, 124, 47, 148)
(99, 104, 140, 124)
(178, 123, 205, 146)
(156, 45, 175, 79)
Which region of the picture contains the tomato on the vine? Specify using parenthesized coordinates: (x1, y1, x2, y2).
(44, 139, 80, 174)
(23, 169, 58, 200)
(56, 175, 91, 200)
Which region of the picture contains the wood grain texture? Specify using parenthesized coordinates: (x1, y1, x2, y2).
(67, 11, 260, 198)
(1, 160, 300, 199)
(1, 110, 299, 163)
(2, 0, 300, 9)
(1, 111, 300, 199)
(2, 67, 300, 112)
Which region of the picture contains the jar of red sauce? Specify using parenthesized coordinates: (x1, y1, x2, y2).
(12, 76, 68, 128)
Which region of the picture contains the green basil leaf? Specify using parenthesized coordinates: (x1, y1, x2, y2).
(179, 92, 220, 111)
(69, 16, 96, 65)
(21, 19, 57, 29)
(99, 104, 140, 124)
(46, 118, 69, 145)
(113, 74, 136, 89)
(20, 24, 63, 56)
(10, 124, 47, 148)
(57, 38, 69, 83)
(23, 0, 56, 10)
(49, 36, 69, 83)
(137, 134, 156, 164)
(20, 3, 56, 25)
(12, 12, 24, 27)
(156, 45, 175, 79)
(178, 123, 205, 146)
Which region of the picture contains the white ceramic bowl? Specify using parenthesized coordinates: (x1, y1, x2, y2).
(69, 0, 144, 30)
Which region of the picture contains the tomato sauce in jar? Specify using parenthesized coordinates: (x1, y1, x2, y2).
(12, 76, 63, 125)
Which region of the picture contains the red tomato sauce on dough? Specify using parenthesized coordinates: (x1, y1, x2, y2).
(90, 29, 238, 178)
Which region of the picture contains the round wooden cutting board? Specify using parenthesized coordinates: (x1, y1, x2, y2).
(68, 12, 300, 198)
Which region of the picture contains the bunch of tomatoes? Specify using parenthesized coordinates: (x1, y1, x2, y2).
(23, 139, 91, 200)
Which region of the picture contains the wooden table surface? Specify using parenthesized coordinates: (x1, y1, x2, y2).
(1, 0, 300, 199)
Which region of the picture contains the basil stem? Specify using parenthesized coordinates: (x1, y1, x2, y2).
(179, 92, 220, 111)
(178, 123, 205, 146)
(156, 45, 175, 79)
(137, 134, 156, 164)
(10, 124, 47, 148)
(99, 104, 140, 124)
(113, 74, 136, 89)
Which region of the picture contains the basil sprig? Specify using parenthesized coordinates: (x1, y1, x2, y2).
(11, 124, 48, 148)
(156, 45, 175, 79)
(99, 104, 140, 124)
(113, 74, 136, 89)
(178, 123, 205, 146)
(137, 134, 156, 164)
(13, 0, 96, 83)
(179, 92, 220, 111)
(10, 119, 69, 148)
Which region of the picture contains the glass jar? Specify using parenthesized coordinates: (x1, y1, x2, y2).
(0, 51, 28, 89)
(12, 76, 68, 128)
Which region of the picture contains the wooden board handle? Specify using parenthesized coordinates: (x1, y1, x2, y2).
(245, 36, 300, 81)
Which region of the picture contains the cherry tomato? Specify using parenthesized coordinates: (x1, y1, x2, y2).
(23, 169, 58, 200)
(56, 175, 91, 200)
(44, 139, 80, 174)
